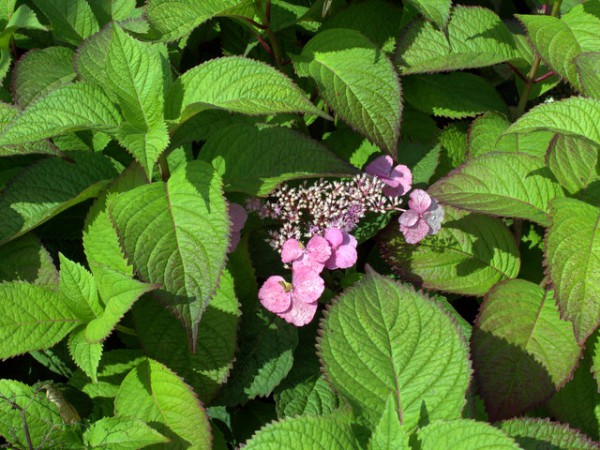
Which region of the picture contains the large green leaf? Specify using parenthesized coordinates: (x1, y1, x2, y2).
(380, 207, 520, 296)
(12, 46, 76, 107)
(0, 104, 61, 157)
(0, 233, 58, 285)
(293, 28, 402, 155)
(405, 0, 451, 29)
(546, 135, 599, 197)
(0, 283, 80, 358)
(505, 97, 600, 148)
(417, 419, 519, 449)
(577, 52, 600, 99)
(133, 269, 239, 402)
(471, 279, 581, 420)
(242, 410, 359, 450)
(167, 56, 323, 124)
(83, 416, 169, 449)
(108, 160, 229, 343)
(395, 6, 517, 74)
(31, 0, 99, 45)
(0, 83, 122, 147)
(87, 0, 138, 25)
(429, 152, 565, 226)
(500, 418, 599, 450)
(199, 124, 355, 195)
(0, 152, 119, 245)
(404, 73, 507, 119)
(319, 271, 471, 429)
(114, 358, 211, 448)
(545, 198, 600, 343)
(59, 253, 102, 322)
(76, 24, 169, 178)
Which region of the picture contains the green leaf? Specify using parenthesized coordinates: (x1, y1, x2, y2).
(545, 198, 600, 343)
(319, 270, 471, 429)
(471, 279, 581, 420)
(0, 380, 64, 449)
(108, 160, 229, 342)
(0, 233, 58, 285)
(12, 46, 76, 108)
(0, 283, 80, 358)
(167, 56, 323, 124)
(293, 28, 401, 155)
(395, 6, 517, 74)
(59, 253, 102, 321)
(0, 104, 61, 157)
(429, 152, 565, 226)
(76, 24, 169, 178)
(0, 152, 120, 245)
(146, 0, 245, 41)
(500, 418, 600, 450)
(243, 410, 359, 450)
(199, 124, 355, 195)
(83, 416, 169, 449)
(31, 0, 99, 45)
(380, 207, 520, 296)
(561, 2, 600, 52)
(405, 0, 451, 29)
(592, 330, 600, 392)
(68, 326, 103, 383)
(417, 419, 520, 449)
(133, 269, 239, 402)
(114, 358, 211, 448)
(403, 73, 508, 119)
(577, 52, 600, 99)
(4, 5, 46, 32)
(546, 135, 599, 196)
(87, 0, 138, 25)
(368, 394, 409, 450)
(506, 97, 600, 151)
(275, 374, 340, 419)
(0, 83, 122, 147)
(467, 112, 511, 158)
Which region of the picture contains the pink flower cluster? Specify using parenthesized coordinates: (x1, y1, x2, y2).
(259, 228, 357, 326)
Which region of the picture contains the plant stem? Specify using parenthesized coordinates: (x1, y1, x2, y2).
(266, 29, 284, 66)
(514, 0, 562, 119)
(115, 324, 138, 337)
(158, 153, 170, 181)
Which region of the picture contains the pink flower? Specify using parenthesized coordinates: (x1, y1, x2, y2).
(398, 189, 445, 244)
(228, 203, 247, 252)
(281, 236, 331, 273)
(258, 267, 325, 326)
(324, 228, 357, 270)
(365, 155, 412, 197)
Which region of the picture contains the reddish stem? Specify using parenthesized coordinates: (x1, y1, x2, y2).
(534, 70, 556, 83)
(507, 63, 527, 82)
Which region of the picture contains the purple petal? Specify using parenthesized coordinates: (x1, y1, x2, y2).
(400, 216, 430, 244)
(398, 209, 420, 227)
(324, 228, 344, 249)
(408, 189, 432, 214)
(423, 199, 445, 234)
(326, 243, 357, 270)
(342, 232, 358, 249)
(292, 267, 325, 303)
(228, 231, 241, 253)
(365, 155, 394, 178)
(228, 203, 248, 233)
(281, 239, 304, 263)
(306, 235, 332, 263)
(278, 298, 318, 326)
(382, 164, 412, 196)
(259, 276, 292, 313)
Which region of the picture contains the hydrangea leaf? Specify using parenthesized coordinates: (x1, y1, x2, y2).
(3, 5, 46, 33)
(471, 279, 581, 420)
(167, 56, 324, 124)
(367, 394, 409, 450)
(417, 419, 520, 449)
(87, 0, 138, 25)
(0, 283, 80, 358)
(404, 73, 507, 119)
(242, 410, 359, 450)
(380, 207, 520, 296)
(545, 198, 600, 343)
(114, 358, 211, 448)
(31, 0, 99, 45)
(499, 418, 600, 450)
(395, 6, 517, 74)
(83, 416, 169, 449)
(0, 233, 58, 285)
(107, 160, 229, 344)
(0, 83, 122, 147)
(546, 135, 599, 196)
(12, 46, 76, 108)
(430, 152, 565, 226)
(319, 270, 471, 429)
(68, 326, 103, 383)
(505, 97, 600, 149)
(561, 2, 600, 52)
(146, 0, 247, 41)
(293, 28, 402, 156)
(199, 123, 356, 196)
(59, 253, 102, 321)
(0, 152, 120, 245)
(0, 380, 65, 449)
(0, 103, 61, 157)
(577, 52, 600, 99)
(76, 24, 169, 178)
(405, 0, 451, 29)
(592, 330, 600, 392)
(133, 269, 239, 402)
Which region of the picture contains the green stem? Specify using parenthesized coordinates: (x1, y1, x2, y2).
(158, 153, 170, 181)
(115, 324, 137, 337)
(514, 0, 562, 119)
(266, 28, 283, 66)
